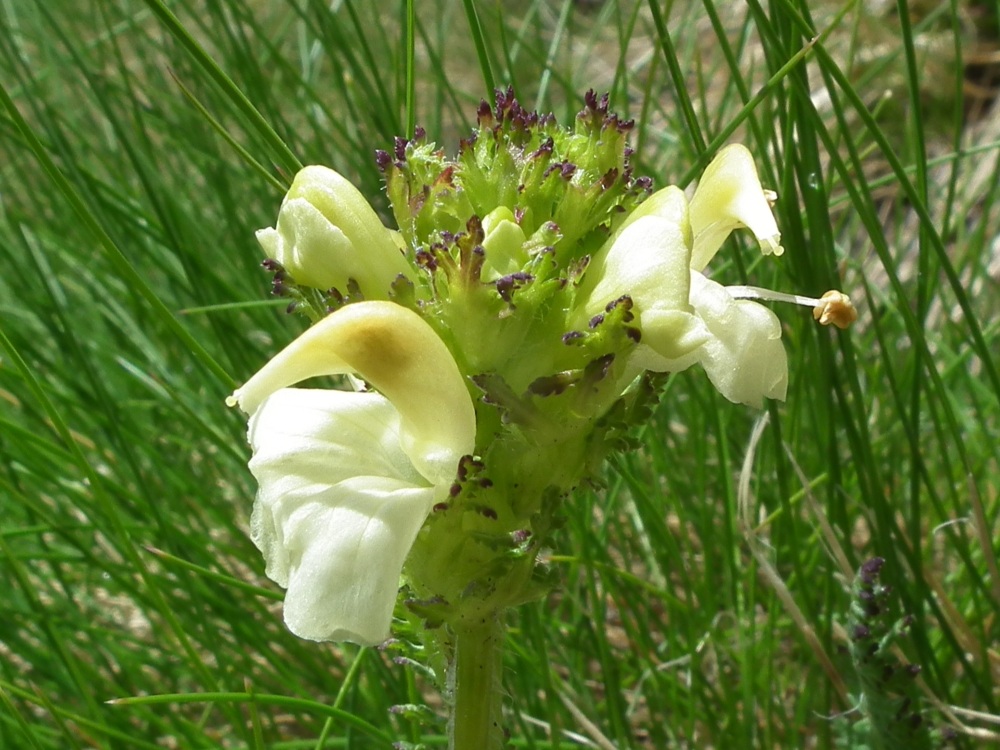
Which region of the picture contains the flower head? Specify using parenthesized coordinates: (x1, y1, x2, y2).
(229, 92, 855, 647)
(228, 302, 475, 644)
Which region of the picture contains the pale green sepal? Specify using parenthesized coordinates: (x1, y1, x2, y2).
(688, 144, 783, 273)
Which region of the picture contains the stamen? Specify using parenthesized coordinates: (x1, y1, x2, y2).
(727, 285, 825, 306)
(727, 286, 857, 329)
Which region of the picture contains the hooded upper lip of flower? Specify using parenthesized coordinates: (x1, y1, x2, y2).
(579, 144, 790, 408)
(227, 301, 476, 645)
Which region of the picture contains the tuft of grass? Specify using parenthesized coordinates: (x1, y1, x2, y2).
(1, 0, 998, 747)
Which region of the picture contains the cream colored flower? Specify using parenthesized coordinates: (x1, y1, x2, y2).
(580, 145, 853, 408)
(575, 147, 786, 406)
(576, 186, 710, 369)
(256, 166, 412, 297)
(228, 302, 475, 644)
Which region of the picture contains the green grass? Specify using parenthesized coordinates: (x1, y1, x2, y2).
(2, 0, 999, 747)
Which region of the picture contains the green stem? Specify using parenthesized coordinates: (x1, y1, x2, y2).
(449, 613, 505, 750)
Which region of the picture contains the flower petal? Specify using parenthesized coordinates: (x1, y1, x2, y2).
(580, 186, 708, 363)
(229, 301, 476, 484)
(261, 165, 412, 298)
(688, 273, 788, 407)
(257, 198, 355, 291)
(247, 388, 441, 645)
(247, 388, 424, 501)
(688, 144, 783, 273)
(584, 187, 691, 311)
(627, 309, 709, 373)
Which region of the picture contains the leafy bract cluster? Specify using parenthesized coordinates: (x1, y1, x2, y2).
(368, 90, 671, 629)
(382, 88, 647, 265)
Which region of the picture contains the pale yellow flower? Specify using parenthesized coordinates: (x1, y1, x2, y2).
(228, 302, 475, 644)
(256, 166, 412, 297)
(580, 144, 854, 408)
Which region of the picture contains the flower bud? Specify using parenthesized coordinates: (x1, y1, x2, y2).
(481, 206, 527, 278)
(256, 166, 412, 297)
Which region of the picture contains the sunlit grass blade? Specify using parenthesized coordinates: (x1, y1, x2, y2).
(138, 0, 302, 177)
(0, 83, 235, 390)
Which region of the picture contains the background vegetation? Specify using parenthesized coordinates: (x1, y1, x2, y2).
(1, 0, 998, 747)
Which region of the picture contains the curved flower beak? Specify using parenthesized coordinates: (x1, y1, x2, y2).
(228, 301, 476, 644)
(688, 144, 783, 272)
(228, 301, 475, 483)
(256, 166, 413, 297)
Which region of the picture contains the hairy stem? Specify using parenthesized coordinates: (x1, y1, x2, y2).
(449, 613, 505, 750)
